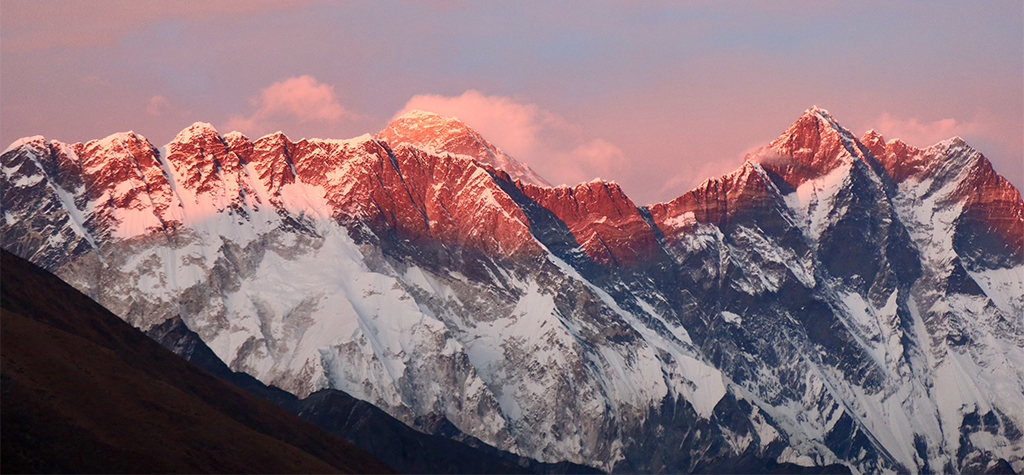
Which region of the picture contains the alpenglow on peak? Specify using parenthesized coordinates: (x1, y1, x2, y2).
(376, 109, 551, 187)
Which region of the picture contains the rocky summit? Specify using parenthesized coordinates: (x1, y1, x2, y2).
(2, 106, 1022, 473)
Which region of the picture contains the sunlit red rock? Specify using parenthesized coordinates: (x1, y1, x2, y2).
(250, 131, 298, 198)
(756, 107, 857, 188)
(647, 162, 779, 244)
(4, 106, 1020, 273)
(862, 130, 1023, 264)
(516, 179, 658, 267)
(376, 109, 550, 187)
(73, 131, 178, 235)
(164, 123, 233, 198)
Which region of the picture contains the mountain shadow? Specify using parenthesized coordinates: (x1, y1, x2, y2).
(145, 315, 604, 475)
(0, 248, 394, 474)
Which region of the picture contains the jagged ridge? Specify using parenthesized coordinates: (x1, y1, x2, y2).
(2, 106, 1022, 474)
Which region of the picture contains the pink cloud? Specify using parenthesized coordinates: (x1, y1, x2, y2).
(225, 75, 353, 136)
(397, 90, 629, 187)
(867, 109, 1022, 188)
(146, 95, 171, 117)
(869, 112, 982, 148)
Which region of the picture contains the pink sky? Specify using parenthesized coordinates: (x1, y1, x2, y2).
(2, 0, 1021, 205)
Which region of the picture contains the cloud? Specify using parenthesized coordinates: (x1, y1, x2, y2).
(657, 155, 738, 197)
(146, 95, 172, 116)
(225, 75, 353, 136)
(867, 109, 1022, 189)
(869, 112, 981, 148)
(396, 90, 629, 186)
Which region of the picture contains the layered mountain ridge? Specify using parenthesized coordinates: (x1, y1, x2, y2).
(2, 106, 1022, 473)
(0, 248, 394, 474)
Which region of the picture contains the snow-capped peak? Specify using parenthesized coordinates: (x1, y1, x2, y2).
(90, 131, 148, 149)
(170, 122, 222, 145)
(380, 109, 482, 149)
(804, 105, 826, 117)
(2, 135, 46, 155)
(376, 109, 551, 187)
(748, 106, 865, 188)
(939, 135, 967, 147)
(860, 129, 885, 145)
(395, 108, 449, 122)
(223, 130, 250, 142)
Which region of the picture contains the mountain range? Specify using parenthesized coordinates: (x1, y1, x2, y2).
(2, 106, 1021, 473)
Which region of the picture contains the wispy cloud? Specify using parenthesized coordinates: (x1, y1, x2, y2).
(866, 109, 1022, 187)
(869, 112, 983, 148)
(397, 90, 628, 187)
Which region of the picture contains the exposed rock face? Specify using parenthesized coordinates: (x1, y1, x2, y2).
(2, 107, 1022, 474)
(864, 131, 1024, 271)
(761, 107, 859, 187)
(647, 161, 787, 239)
(516, 179, 661, 268)
(377, 109, 550, 187)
